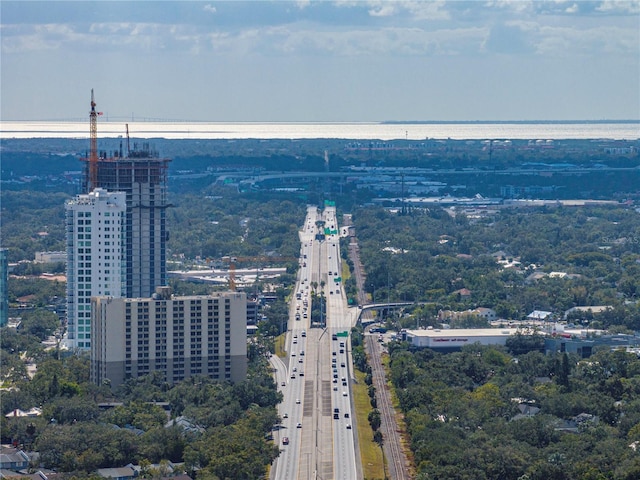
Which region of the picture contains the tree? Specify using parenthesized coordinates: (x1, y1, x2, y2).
(368, 409, 381, 431)
(506, 331, 545, 355)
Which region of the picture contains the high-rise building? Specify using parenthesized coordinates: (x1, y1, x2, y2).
(91, 288, 248, 388)
(65, 188, 126, 350)
(0, 249, 8, 327)
(84, 148, 170, 299)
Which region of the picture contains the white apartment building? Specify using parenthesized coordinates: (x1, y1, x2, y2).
(91, 288, 247, 388)
(65, 188, 126, 350)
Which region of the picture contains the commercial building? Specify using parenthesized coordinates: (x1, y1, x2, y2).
(91, 288, 247, 388)
(403, 327, 520, 352)
(85, 148, 171, 299)
(0, 249, 8, 326)
(65, 188, 127, 350)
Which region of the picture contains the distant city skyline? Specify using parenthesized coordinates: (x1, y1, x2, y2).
(1, 1, 639, 122)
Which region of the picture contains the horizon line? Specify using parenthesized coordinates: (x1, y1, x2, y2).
(2, 118, 639, 124)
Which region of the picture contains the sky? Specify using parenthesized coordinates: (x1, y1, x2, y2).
(1, 0, 639, 122)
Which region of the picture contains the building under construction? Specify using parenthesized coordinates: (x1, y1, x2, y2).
(81, 91, 171, 298)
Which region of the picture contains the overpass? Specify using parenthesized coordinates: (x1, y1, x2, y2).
(220, 165, 640, 192)
(356, 302, 417, 324)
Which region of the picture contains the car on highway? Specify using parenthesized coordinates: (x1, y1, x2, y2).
(281, 381, 286, 386)
(346, 424, 352, 429)
(283, 413, 288, 418)
(296, 398, 301, 404)
(282, 436, 289, 445)
(296, 422, 302, 428)
(342, 391, 347, 396)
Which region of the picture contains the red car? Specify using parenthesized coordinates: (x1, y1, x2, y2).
(282, 437, 289, 445)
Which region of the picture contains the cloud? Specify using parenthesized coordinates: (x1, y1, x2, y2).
(403, 1, 451, 21)
(565, 3, 578, 14)
(533, 24, 640, 56)
(368, 4, 396, 17)
(2, 0, 638, 60)
(596, 0, 640, 14)
(259, 24, 487, 57)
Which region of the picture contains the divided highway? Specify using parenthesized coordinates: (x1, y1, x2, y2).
(272, 205, 359, 480)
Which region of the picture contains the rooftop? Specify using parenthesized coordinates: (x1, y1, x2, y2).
(406, 328, 521, 338)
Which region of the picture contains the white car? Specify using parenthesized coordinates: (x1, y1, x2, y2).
(342, 391, 347, 396)
(296, 398, 301, 404)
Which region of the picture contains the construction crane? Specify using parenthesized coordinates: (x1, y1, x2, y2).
(88, 89, 102, 191)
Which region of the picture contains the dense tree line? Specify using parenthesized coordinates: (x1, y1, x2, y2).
(166, 191, 306, 260)
(1, 350, 281, 479)
(387, 341, 640, 479)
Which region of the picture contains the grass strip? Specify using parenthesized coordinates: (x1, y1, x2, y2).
(353, 369, 386, 480)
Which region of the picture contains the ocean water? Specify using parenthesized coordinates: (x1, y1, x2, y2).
(1, 121, 638, 141)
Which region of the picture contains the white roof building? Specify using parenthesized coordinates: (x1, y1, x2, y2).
(527, 310, 553, 321)
(404, 328, 521, 350)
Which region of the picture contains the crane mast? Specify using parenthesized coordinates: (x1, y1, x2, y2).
(88, 89, 99, 191)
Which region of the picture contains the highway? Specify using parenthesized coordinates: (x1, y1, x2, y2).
(322, 206, 358, 480)
(272, 205, 359, 480)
